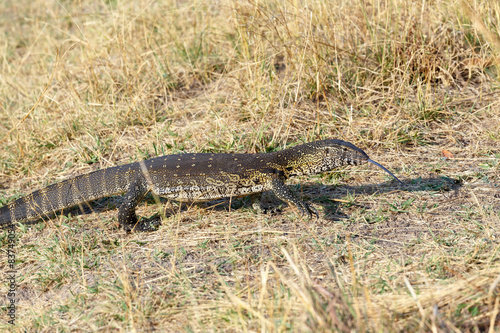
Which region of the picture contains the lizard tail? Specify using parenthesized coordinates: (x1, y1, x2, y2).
(0, 165, 136, 227)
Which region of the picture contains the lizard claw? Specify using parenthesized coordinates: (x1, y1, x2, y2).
(297, 201, 319, 219)
(309, 203, 319, 219)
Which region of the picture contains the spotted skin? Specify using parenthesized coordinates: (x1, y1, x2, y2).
(0, 139, 399, 232)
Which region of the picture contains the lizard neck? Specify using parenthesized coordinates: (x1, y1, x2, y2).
(267, 143, 324, 177)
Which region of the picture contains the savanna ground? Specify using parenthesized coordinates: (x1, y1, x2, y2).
(0, 0, 499, 331)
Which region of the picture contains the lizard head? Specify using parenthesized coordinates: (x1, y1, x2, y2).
(321, 139, 402, 183)
(322, 139, 369, 166)
(280, 139, 402, 183)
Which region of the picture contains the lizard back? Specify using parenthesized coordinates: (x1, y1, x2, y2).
(143, 152, 277, 201)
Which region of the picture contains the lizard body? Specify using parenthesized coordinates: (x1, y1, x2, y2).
(0, 139, 401, 232)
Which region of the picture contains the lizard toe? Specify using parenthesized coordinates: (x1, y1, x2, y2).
(308, 203, 319, 219)
(297, 201, 315, 219)
(262, 206, 281, 215)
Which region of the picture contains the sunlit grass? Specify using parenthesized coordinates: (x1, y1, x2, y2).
(0, 0, 499, 331)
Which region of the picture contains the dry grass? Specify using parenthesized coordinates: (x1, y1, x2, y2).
(0, 0, 499, 331)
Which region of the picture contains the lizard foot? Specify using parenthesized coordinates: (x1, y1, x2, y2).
(295, 201, 319, 219)
(124, 219, 161, 232)
(259, 206, 282, 215)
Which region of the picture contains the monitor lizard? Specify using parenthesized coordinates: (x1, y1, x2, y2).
(0, 139, 402, 232)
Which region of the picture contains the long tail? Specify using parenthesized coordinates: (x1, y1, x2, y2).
(0, 164, 139, 227)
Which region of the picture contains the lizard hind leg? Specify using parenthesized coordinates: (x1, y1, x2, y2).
(250, 193, 281, 215)
(118, 177, 159, 232)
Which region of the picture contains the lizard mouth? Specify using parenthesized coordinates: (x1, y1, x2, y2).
(367, 159, 403, 184)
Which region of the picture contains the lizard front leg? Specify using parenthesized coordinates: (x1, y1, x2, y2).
(271, 177, 318, 219)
